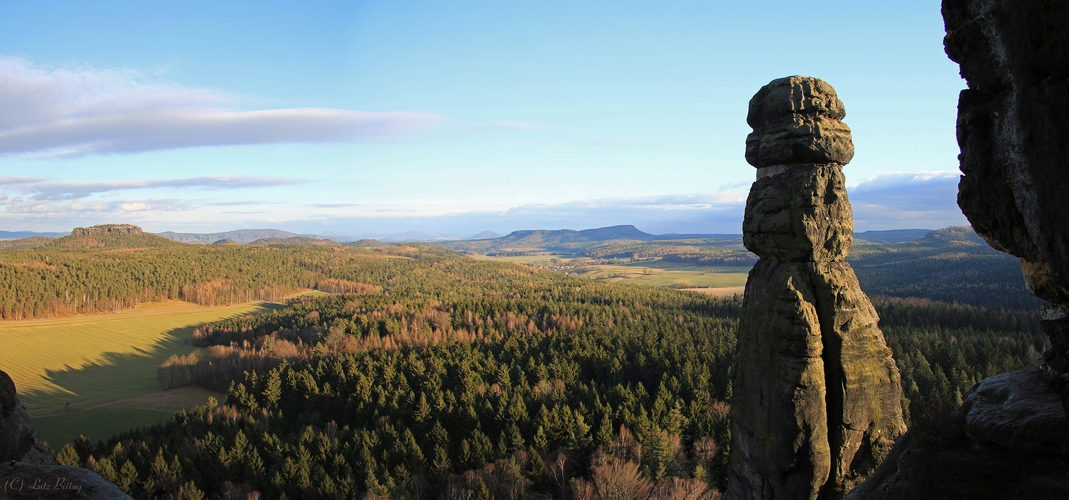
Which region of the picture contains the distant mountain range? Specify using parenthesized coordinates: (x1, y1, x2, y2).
(0, 230, 67, 240)
(2, 225, 935, 246)
(854, 229, 933, 244)
(157, 229, 311, 244)
(468, 230, 502, 240)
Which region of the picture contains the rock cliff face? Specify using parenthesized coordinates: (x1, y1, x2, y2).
(0, 370, 131, 499)
(727, 76, 906, 500)
(0, 371, 51, 465)
(1, 462, 131, 499)
(70, 225, 144, 237)
(844, 1, 1069, 498)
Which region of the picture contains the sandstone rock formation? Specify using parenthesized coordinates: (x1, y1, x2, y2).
(844, 367, 1069, 500)
(0, 462, 131, 499)
(0, 370, 51, 465)
(844, 2, 1069, 498)
(1, 370, 131, 499)
(727, 76, 906, 500)
(70, 225, 144, 237)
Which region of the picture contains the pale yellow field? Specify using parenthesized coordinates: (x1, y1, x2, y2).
(0, 299, 278, 416)
(473, 254, 751, 291)
(684, 286, 746, 297)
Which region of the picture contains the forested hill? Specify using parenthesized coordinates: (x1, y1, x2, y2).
(0, 225, 453, 320)
(850, 226, 1041, 310)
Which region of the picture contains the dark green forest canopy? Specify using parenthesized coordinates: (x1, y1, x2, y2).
(61, 254, 743, 498)
(3, 226, 1045, 497)
(45, 239, 1042, 499)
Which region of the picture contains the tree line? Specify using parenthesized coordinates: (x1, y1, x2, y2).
(0, 230, 452, 320)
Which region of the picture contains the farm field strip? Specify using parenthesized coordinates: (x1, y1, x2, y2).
(31, 386, 224, 447)
(474, 253, 751, 289)
(0, 299, 278, 416)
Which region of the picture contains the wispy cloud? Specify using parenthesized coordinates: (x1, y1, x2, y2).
(0, 177, 47, 184)
(2, 197, 191, 214)
(0, 176, 305, 200)
(849, 171, 966, 230)
(0, 171, 968, 237)
(285, 193, 750, 237)
(0, 57, 443, 157)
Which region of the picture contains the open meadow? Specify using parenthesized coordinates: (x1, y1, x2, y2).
(0, 299, 283, 446)
(473, 253, 750, 292)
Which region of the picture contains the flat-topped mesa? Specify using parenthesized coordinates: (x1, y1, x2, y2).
(743, 76, 855, 263)
(728, 77, 905, 500)
(71, 224, 144, 236)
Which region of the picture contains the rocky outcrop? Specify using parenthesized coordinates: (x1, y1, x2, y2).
(845, 368, 1069, 500)
(727, 76, 906, 500)
(1, 462, 131, 499)
(963, 367, 1069, 455)
(0, 371, 51, 465)
(944, 0, 1069, 310)
(1, 370, 131, 499)
(944, 0, 1069, 382)
(844, 2, 1069, 498)
(70, 225, 143, 237)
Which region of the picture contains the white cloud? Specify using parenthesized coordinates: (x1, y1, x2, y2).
(0, 57, 443, 157)
(4, 197, 191, 215)
(0, 176, 306, 200)
(0, 172, 969, 237)
(283, 193, 750, 237)
(848, 171, 966, 230)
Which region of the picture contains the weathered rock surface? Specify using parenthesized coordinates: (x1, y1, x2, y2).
(944, 0, 1069, 308)
(743, 164, 853, 263)
(728, 77, 905, 500)
(844, 432, 1069, 500)
(745, 76, 854, 168)
(0, 371, 51, 465)
(730, 261, 905, 499)
(1, 370, 129, 498)
(70, 225, 143, 237)
(962, 367, 1069, 454)
(0, 462, 131, 499)
(846, 2, 1069, 498)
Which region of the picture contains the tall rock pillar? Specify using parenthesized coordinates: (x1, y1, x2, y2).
(726, 76, 906, 500)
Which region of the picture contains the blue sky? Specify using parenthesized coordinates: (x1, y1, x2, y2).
(0, 1, 967, 238)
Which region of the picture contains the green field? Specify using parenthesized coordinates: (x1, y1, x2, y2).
(0, 300, 282, 446)
(474, 253, 751, 290)
(32, 409, 174, 448)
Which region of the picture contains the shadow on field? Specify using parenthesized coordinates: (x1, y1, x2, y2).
(21, 302, 283, 416)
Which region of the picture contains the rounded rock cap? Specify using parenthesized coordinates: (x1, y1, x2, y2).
(745, 76, 854, 168)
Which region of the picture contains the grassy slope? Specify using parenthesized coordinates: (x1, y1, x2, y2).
(0, 300, 282, 445)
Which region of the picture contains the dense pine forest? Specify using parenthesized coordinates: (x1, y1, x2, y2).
(0, 226, 1046, 498)
(57, 254, 741, 499)
(0, 228, 432, 320)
